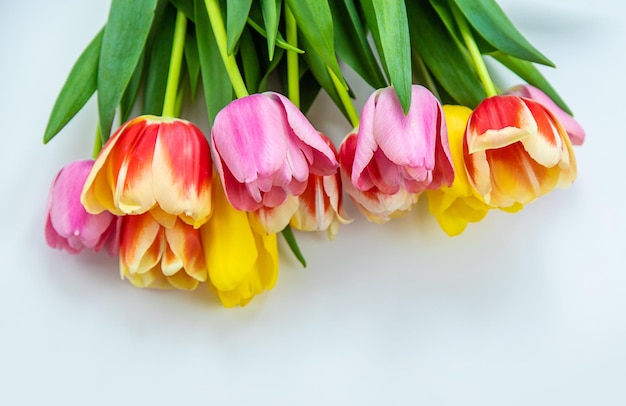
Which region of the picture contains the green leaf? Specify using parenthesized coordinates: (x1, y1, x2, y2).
(170, 0, 195, 21)
(407, 1, 485, 107)
(260, 0, 281, 60)
(119, 50, 145, 123)
(98, 0, 158, 141)
(285, 0, 343, 84)
(359, 0, 411, 113)
(491, 52, 572, 115)
(298, 69, 322, 114)
(281, 226, 307, 268)
(184, 29, 201, 100)
(299, 34, 350, 122)
(246, 16, 303, 54)
(239, 28, 262, 93)
(451, 0, 554, 66)
(226, 0, 252, 54)
(195, 0, 233, 125)
(257, 46, 285, 91)
(330, 0, 387, 89)
(43, 28, 103, 144)
(143, 4, 177, 115)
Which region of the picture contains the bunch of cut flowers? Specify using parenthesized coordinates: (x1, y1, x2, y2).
(44, 0, 584, 307)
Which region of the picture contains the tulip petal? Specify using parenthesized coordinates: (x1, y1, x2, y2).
(151, 119, 213, 228)
(163, 220, 207, 283)
(202, 182, 258, 292)
(519, 99, 563, 168)
(120, 214, 164, 276)
(507, 84, 585, 145)
(212, 94, 288, 183)
(271, 92, 338, 176)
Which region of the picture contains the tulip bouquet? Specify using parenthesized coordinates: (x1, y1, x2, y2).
(43, 0, 584, 307)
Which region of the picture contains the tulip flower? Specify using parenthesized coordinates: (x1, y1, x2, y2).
(351, 85, 454, 195)
(119, 213, 207, 290)
(290, 133, 351, 239)
(201, 179, 278, 307)
(425, 106, 499, 236)
(339, 131, 417, 223)
(210, 92, 338, 216)
(464, 95, 577, 208)
(505, 84, 585, 145)
(81, 115, 213, 229)
(45, 160, 119, 255)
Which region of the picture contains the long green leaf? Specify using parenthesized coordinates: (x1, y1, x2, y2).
(98, 0, 158, 141)
(239, 28, 262, 93)
(285, 0, 343, 84)
(451, 0, 553, 66)
(184, 30, 201, 100)
(226, 0, 252, 54)
(195, 0, 233, 125)
(299, 34, 350, 123)
(260, 0, 281, 60)
(170, 0, 195, 21)
(119, 51, 145, 123)
(331, 0, 386, 89)
(359, 0, 411, 113)
(43, 28, 103, 144)
(246, 16, 303, 54)
(407, 1, 485, 107)
(143, 4, 177, 115)
(281, 226, 307, 268)
(491, 52, 572, 115)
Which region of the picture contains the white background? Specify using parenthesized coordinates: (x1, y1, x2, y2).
(1, 0, 625, 404)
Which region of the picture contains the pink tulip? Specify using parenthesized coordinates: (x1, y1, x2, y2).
(339, 131, 417, 223)
(351, 85, 454, 195)
(211, 92, 338, 213)
(505, 84, 585, 145)
(45, 160, 119, 255)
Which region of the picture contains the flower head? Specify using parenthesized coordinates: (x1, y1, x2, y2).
(45, 160, 119, 255)
(201, 179, 278, 307)
(339, 130, 417, 223)
(290, 133, 351, 239)
(119, 214, 207, 290)
(211, 92, 338, 214)
(425, 106, 495, 236)
(81, 115, 213, 228)
(351, 85, 454, 195)
(505, 84, 585, 145)
(464, 95, 577, 208)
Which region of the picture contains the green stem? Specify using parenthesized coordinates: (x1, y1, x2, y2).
(205, 0, 249, 98)
(450, 3, 497, 97)
(285, 5, 300, 108)
(328, 68, 360, 128)
(162, 10, 188, 117)
(92, 125, 102, 158)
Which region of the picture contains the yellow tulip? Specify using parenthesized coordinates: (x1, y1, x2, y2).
(201, 180, 278, 307)
(425, 105, 497, 236)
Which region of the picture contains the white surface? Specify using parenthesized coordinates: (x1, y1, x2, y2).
(1, 1, 625, 405)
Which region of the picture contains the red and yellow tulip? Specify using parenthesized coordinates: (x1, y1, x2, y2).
(463, 95, 577, 209)
(81, 115, 213, 228)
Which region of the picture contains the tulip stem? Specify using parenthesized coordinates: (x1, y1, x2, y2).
(205, 0, 249, 98)
(162, 10, 188, 118)
(450, 3, 498, 97)
(412, 52, 440, 100)
(328, 68, 360, 128)
(285, 5, 300, 108)
(92, 124, 102, 158)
